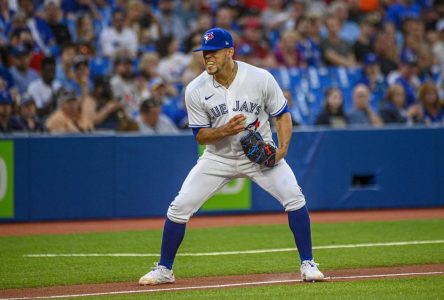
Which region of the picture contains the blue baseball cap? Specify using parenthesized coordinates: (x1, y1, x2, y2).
(363, 53, 378, 65)
(0, 90, 13, 105)
(400, 49, 417, 66)
(193, 28, 234, 52)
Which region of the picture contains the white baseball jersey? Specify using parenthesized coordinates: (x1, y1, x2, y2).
(185, 61, 288, 158)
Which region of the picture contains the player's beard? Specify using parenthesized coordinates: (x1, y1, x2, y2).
(207, 54, 229, 76)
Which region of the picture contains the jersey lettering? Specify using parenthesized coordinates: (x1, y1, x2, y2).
(209, 104, 228, 118)
(233, 100, 262, 115)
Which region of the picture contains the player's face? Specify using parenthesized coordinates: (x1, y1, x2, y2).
(202, 48, 232, 75)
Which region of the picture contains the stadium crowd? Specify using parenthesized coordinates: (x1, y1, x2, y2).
(0, 0, 443, 133)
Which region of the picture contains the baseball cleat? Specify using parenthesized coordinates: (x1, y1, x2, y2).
(139, 263, 175, 285)
(300, 260, 325, 282)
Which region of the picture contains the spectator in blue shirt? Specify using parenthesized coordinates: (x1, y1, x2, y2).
(389, 49, 420, 107)
(360, 53, 388, 111)
(18, 0, 56, 55)
(296, 16, 323, 68)
(384, 0, 421, 30)
(347, 84, 383, 126)
(9, 44, 40, 95)
(416, 81, 444, 125)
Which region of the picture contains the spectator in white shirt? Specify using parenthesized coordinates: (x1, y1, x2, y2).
(27, 56, 61, 119)
(99, 8, 138, 58)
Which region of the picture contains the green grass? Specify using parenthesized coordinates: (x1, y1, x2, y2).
(77, 275, 444, 300)
(0, 219, 443, 289)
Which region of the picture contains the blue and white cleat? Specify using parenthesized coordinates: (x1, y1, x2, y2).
(139, 263, 175, 285)
(300, 260, 325, 282)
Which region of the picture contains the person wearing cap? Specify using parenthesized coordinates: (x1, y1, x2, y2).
(45, 88, 93, 133)
(0, 90, 25, 133)
(137, 97, 178, 134)
(9, 44, 40, 95)
(139, 27, 324, 286)
(110, 55, 141, 120)
(359, 53, 388, 111)
(388, 49, 420, 107)
(70, 55, 93, 97)
(16, 93, 46, 132)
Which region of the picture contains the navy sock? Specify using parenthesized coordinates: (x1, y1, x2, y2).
(288, 205, 313, 262)
(158, 218, 186, 270)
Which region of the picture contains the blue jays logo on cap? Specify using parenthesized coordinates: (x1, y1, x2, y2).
(204, 32, 214, 44)
(193, 27, 233, 52)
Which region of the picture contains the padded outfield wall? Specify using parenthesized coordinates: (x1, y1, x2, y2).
(0, 127, 443, 221)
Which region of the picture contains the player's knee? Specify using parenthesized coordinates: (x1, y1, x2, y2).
(166, 202, 193, 224)
(284, 195, 306, 212)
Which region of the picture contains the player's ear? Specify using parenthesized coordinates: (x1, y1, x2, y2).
(227, 47, 234, 58)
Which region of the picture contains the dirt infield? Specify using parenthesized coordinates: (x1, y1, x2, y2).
(1, 207, 443, 236)
(0, 264, 443, 299)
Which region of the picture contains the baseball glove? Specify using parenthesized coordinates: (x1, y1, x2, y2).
(240, 130, 276, 168)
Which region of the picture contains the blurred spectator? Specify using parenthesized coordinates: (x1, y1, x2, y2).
(327, 0, 360, 43)
(215, 5, 236, 31)
(384, 0, 421, 30)
(416, 82, 444, 125)
(8, 26, 45, 72)
(372, 30, 399, 75)
(27, 56, 61, 118)
(16, 93, 45, 132)
(75, 13, 97, 47)
(273, 30, 303, 67)
(99, 8, 138, 58)
(235, 43, 255, 65)
(110, 55, 141, 119)
(321, 15, 356, 67)
(138, 97, 178, 134)
(82, 75, 124, 130)
(156, 35, 191, 83)
(182, 51, 205, 85)
(295, 16, 322, 67)
(0, 89, 24, 132)
(347, 84, 383, 126)
(354, 17, 377, 63)
(148, 76, 186, 128)
(156, 0, 187, 44)
(360, 53, 388, 110)
(18, 0, 55, 55)
(137, 52, 160, 99)
(45, 88, 93, 133)
(70, 54, 92, 97)
(43, 0, 72, 46)
(261, 0, 291, 33)
(388, 49, 420, 107)
(174, 0, 199, 31)
(55, 42, 77, 87)
(0, 0, 13, 43)
(379, 84, 418, 124)
(432, 20, 444, 66)
(126, 0, 160, 52)
(237, 17, 276, 68)
(10, 44, 39, 95)
(315, 87, 348, 127)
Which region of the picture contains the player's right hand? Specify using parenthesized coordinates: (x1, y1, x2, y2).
(223, 114, 246, 136)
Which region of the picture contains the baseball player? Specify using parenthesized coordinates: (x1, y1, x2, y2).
(139, 28, 324, 285)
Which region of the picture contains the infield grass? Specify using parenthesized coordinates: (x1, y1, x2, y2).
(0, 219, 443, 289)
